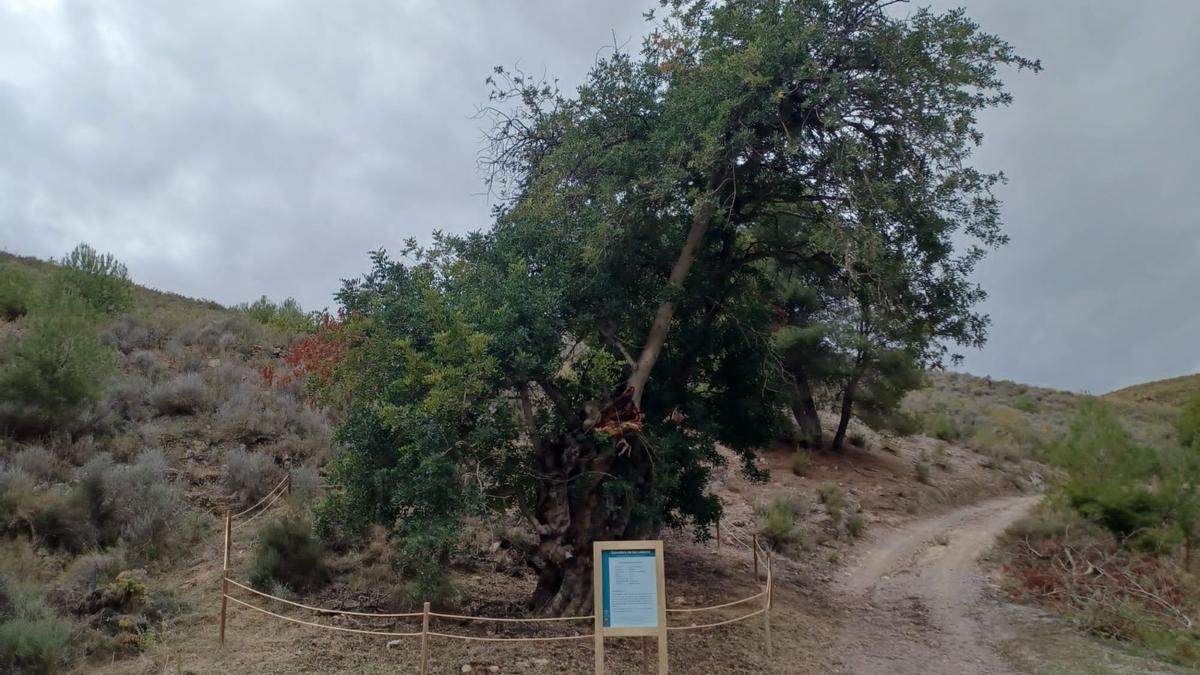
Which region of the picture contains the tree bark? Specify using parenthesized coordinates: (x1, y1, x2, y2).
(831, 361, 865, 452)
(789, 370, 823, 449)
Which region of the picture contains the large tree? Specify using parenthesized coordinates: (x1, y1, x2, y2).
(317, 0, 1036, 614)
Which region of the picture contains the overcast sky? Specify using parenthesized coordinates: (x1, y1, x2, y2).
(1, 1, 1197, 394)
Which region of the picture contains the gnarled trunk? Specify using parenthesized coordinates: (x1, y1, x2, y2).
(527, 389, 655, 615)
(831, 363, 865, 452)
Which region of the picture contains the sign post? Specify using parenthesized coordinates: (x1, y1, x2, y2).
(593, 540, 668, 674)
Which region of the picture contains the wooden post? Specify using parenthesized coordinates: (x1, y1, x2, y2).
(286, 472, 292, 497)
(763, 551, 772, 659)
(220, 511, 231, 644)
(752, 535, 760, 582)
(419, 601, 431, 675)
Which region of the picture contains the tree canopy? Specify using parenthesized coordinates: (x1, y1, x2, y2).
(315, 0, 1037, 612)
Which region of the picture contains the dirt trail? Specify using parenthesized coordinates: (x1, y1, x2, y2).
(830, 495, 1040, 675)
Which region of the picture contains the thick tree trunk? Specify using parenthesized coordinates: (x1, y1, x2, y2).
(528, 390, 654, 616)
(789, 371, 823, 449)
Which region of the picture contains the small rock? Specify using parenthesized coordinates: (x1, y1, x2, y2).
(672, 595, 685, 606)
(462, 666, 473, 673)
(208, 358, 221, 368)
(531, 658, 550, 667)
(386, 639, 402, 649)
(488, 667, 500, 673)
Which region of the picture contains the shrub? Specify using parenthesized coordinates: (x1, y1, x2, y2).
(1178, 394, 1200, 449)
(925, 413, 961, 441)
(848, 431, 866, 447)
(12, 447, 54, 482)
(759, 498, 796, 550)
(288, 465, 323, 504)
(54, 243, 133, 315)
(817, 483, 846, 522)
(0, 578, 74, 673)
(215, 384, 287, 444)
(58, 550, 127, 597)
(790, 451, 810, 477)
(0, 298, 114, 436)
(248, 517, 328, 592)
(234, 296, 317, 335)
(223, 448, 277, 506)
(104, 377, 149, 421)
(126, 350, 162, 380)
(972, 405, 1041, 462)
(0, 264, 37, 321)
(1013, 394, 1040, 414)
(148, 373, 208, 416)
(932, 444, 951, 470)
(101, 317, 152, 354)
(75, 450, 178, 555)
(846, 513, 866, 538)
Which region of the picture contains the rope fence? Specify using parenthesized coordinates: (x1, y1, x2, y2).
(217, 481, 776, 672)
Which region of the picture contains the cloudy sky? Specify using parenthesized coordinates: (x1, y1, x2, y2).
(1, 1, 1196, 394)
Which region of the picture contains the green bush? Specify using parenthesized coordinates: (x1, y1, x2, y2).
(925, 412, 961, 441)
(54, 243, 133, 315)
(0, 264, 37, 321)
(846, 513, 866, 538)
(817, 483, 846, 522)
(233, 296, 316, 335)
(249, 517, 329, 593)
(0, 297, 114, 436)
(760, 498, 796, 549)
(790, 451, 810, 476)
(0, 578, 73, 674)
(1178, 394, 1200, 449)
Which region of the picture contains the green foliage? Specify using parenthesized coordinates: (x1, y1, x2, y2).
(55, 243, 133, 315)
(760, 498, 797, 550)
(0, 579, 73, 674)
(846, 513, 866, 538)
(972, 406, 1043, 462)
(0, 264, 38, 321)
(233, 296, 317, 335)
(1048, 403, 1199, 555)
(249, 517, 328, 593)
(818, 484, 846, 523)
(0, 294, 115, 436)
(1013, 395, 1040, 414)
(790, 451, 810, 477)
(326, 0, 1035, 605)
(1177, 394, 1200, 449)
(925, 413, 962, 441)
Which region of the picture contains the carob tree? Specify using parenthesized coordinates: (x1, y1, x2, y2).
(316, 0, 1036, 615)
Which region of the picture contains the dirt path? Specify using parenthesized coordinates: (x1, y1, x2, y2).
(829, 495, 1040, 675)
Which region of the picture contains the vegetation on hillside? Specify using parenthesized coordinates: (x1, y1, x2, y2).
(0, 246, 332, 669)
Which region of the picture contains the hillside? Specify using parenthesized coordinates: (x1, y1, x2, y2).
(2, 249, 1195, 673)
(1105, 373, 1200, 410)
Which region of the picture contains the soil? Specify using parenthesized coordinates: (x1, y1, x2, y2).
(79, 428, 1183, 674)
(831, 495, 1039, 674)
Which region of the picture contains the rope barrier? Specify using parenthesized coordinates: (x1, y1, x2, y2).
(429, 611, 593, 623)
(225, 578, 423, 619)
(224, 595, 422, 637)
(667, 607, 765, 631)
(230, 475, 290, 520)
(427, 631, 592, 643)
(666, 591, 763, 614)
(232, 487, 289, 531)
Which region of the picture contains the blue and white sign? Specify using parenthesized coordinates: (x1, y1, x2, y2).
(601, 549, 659, 628)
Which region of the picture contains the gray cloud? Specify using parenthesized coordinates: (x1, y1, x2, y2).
(1, 0, 1196, 393)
